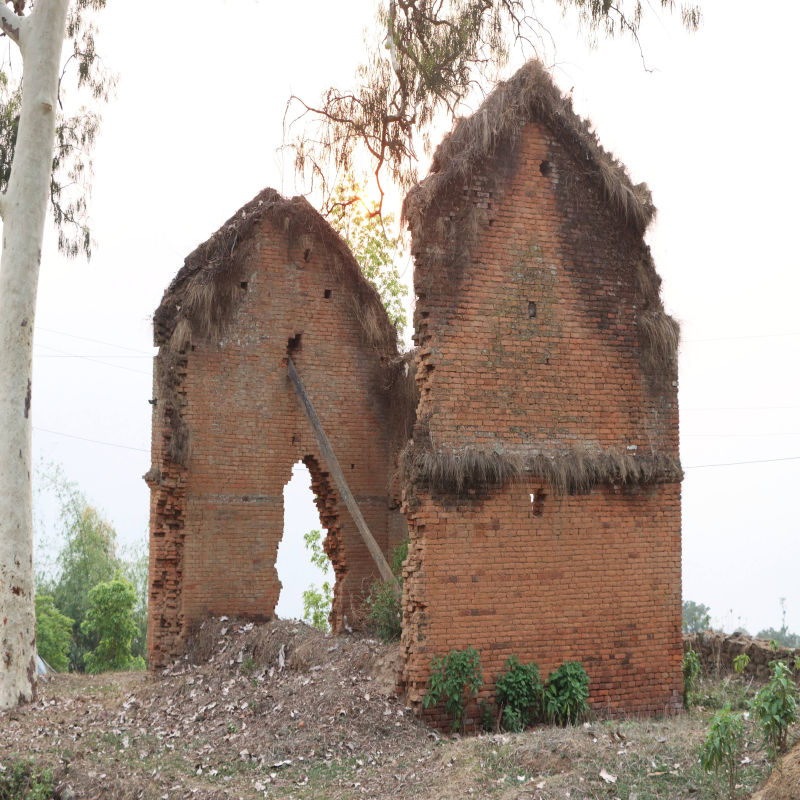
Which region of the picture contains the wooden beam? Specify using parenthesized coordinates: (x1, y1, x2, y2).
(287, 356, 398, 588)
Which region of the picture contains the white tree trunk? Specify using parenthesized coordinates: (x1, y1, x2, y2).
(0, 0, 70, 710)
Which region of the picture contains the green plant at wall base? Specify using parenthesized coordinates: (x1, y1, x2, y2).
(751, 659, 798, 757)
(683, 649, 702, 709)
(699, 704, 743, 800)
(496, 656, 543, 732)
(423, 648, 483, 732)
(0, 759, 54, 800)
(733, 653, 750, 675)
(544, 662, 590, 726)
(365, 539, 408, 642)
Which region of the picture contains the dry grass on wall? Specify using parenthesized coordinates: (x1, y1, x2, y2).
(401, 440, 682, 498)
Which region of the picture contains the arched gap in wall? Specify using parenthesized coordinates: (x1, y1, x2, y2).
(274, 461, 332, 624)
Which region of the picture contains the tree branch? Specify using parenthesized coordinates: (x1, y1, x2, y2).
(0, 4, 25, 46)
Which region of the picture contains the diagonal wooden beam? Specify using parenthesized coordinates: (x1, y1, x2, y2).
(287, 356, 398, 588)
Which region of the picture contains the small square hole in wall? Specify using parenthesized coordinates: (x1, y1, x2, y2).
(287, 333, 302, 354)
(528, 300, 537, 318)
(539, 160, 552, 177)
(303, 248, 312, 263)
(324, 289, 332, 299)
(240, 281, 248, 290)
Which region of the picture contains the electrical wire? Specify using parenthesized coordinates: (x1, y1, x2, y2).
(685, 456, 800, 469)
(33, 426, 148, 453)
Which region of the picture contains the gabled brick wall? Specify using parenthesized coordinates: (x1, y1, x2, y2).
(402, 119, 682, 722)
(147, 203, 405, 669)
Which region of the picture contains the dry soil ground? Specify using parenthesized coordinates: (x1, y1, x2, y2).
(1, 618, 796, 800)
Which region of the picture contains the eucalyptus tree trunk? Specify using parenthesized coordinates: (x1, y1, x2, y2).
(0, 0, 70, 710)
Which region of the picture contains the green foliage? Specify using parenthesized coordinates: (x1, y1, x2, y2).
(0, 759, 54, 800)
(733, 653, 750, 675)
(48, 492, 122, 671)
(699, 704, 743, 799)
(751, 659, 798, 757)
(683, 600, 711, 634)
(327, 176, 408, 331)
(301, 529, 333, 632)
(423, 648, 483, 732)
(34, 595, 73, 673)
(81, 577, 145, 674)
(365, 539, 408, 642)
(543, 662, 590, 726)
(120, 537, 149, 664)
(683, 649, 702, 709)
(495, 656, 543, 732)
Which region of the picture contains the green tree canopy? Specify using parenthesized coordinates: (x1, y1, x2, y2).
(683, 600, 711, 634)
(81, 576, 144, 673)
(34, 594, 73, 672)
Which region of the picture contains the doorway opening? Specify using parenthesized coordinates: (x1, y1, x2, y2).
(275, 457, 345, 631)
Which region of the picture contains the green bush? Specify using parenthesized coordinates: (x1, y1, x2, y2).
(683, 648, 702, 709)
(543, 661, 590, 726)
(495, 656, 543, 732)
(0, 759, 54, 800)
(699, 704, 743, 799)
(752, 659, 798, 757)
(81, 576, 145, 673)
(34, 594, 73, 672)
(365, 539, 408, 642)
(733, 653, 750, 674)
(423, 647, 483, 732)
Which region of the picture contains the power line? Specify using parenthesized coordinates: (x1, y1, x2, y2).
(685, 456, 800, 469)
(34, 343, 151, 376)
(34, 426, 148, 453)
(37, 326, 154, 355)
(682, 405, 800, 412)
(685, 332, 800, 343)
(34, 353, 152, 359)
(683, 432, 800, 438)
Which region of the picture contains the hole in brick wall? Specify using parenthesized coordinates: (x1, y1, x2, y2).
(240, 281, 248, 290)
(539, 160, 552, 176)
(528, 300, 537, 318)
(530, 489, 546, 516)
(287, 333, 302, 354)
(303, 248, 312, 263)
(275, 461, 333, 624)
(324, 289, 332, 299)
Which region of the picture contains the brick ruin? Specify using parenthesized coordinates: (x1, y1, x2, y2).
(147, 61, 683, 716)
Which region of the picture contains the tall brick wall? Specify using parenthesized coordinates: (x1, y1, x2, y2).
(402, 118, 682, 720)
(147, 204, 403, 668)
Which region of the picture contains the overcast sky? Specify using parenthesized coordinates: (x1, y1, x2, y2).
(28, 0, 800, 632)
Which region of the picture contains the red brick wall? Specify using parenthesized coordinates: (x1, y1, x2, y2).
(147, 216, 401, 668)
(402, 120, 682, 719)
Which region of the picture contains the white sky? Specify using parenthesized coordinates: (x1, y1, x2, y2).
(28, 0, 800, 632)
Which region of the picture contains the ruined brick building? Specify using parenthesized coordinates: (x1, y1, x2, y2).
(147, 61, 683, 716)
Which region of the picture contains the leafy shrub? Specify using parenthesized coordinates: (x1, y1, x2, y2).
(699, 704, 743, 799)
(733, 653, 750, 674)
(81, 576, 145, 673)
(365, 539, 408, 642)
(0, 759, 54, 800)
(543, 661, 590, 725)
(423, 648, 483, 732)
(683, 648, 702, 709)
(302, 529, 333, 632)
(34, 594, 73, 672)
(752, 659, 798, 757)
(495, 656, 543, 732)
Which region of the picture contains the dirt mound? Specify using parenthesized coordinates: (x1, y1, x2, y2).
(751, 742, 800, 800)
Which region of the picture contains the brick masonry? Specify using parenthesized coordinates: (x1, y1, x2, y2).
(146, 210, 404, 669)
(148, 64, 682, 720)
(402, 117, 682, 722)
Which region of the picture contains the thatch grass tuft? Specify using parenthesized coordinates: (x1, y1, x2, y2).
(637, 309, 681, 376)
(402, 441, 682, 498)
(403, 60, 655, 238)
